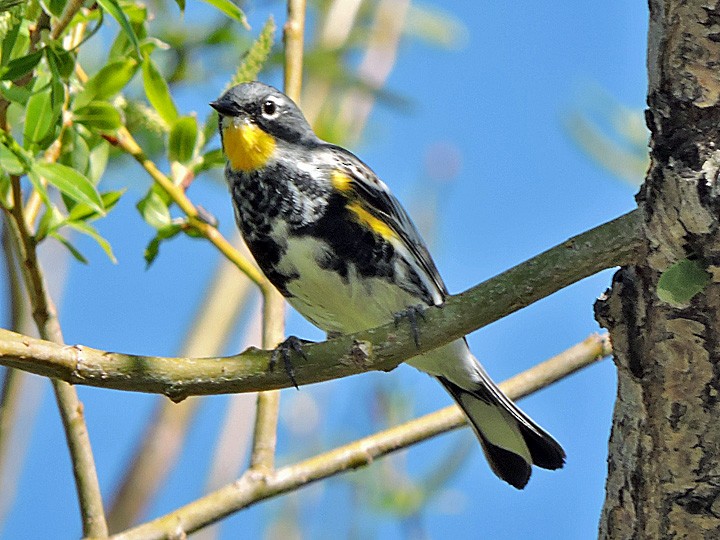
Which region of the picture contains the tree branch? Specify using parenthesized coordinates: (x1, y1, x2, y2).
(111, 333, 610, 540)
(0, 210, 641, 397)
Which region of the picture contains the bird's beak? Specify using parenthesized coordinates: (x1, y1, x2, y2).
(209, 97, 237, 116)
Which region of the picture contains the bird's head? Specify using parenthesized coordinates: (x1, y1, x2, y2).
(210, 82, 314, 172)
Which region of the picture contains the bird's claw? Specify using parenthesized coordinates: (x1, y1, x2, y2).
(269, 336, 311, 390)
(394, 305, 427, 348)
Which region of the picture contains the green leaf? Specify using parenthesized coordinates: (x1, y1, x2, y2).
(168, 115, 198, 163)
(87, 139, 110, 183)
(198, 0, 248, 28)
(0, 49, 43, 81)
(73, 101, 122, 131)
(62, 128, 90, 176)
(23, 85, 62, 149)
(1, 18, 22, 65)
(0, 0, 24, 13)
(32, 162, 105, 214)
(68, 189, 124, 222)
(194, 148, 225, 173)
(0, 142, 24, 174)
(144, 223, 182, 266)
(657, 258, 711, 306)
(173, 0, 185, 14)
(66, 220, 117, 263)
(74, 58, 138, 108)
(141, 55, 178, 125)
(137, 189, 171, 229)
(96, 0, 141, 57)
(45, 44, 76, 81)
(50, 231, 88, 264)
(138, 37, 171, 58)
(26, 169, 53, 208)
(0, 82, 31, 104)
(120, 2, 149, 24)
(99, 5, 147, 58)
(0, 174, 11, 208)
(47, 0, 67, 16)
(36, 204, 65, 242)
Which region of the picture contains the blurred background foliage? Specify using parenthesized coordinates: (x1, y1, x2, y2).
(0, 0, 646, 537)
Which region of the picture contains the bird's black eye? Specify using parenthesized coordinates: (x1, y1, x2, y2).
(262, 99, 277, 117)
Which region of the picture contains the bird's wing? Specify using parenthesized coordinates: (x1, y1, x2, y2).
(326, 144, 448, 301)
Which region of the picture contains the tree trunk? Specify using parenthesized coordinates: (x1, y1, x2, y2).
(596, 1, 720, 538)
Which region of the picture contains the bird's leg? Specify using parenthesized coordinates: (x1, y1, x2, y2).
(393, 304, 427, 348)
(269, 336, 312, 390)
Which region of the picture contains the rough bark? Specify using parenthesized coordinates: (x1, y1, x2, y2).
(596, 1, 720, 538)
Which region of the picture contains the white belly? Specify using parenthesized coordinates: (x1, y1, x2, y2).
(276, 235, 416, 334)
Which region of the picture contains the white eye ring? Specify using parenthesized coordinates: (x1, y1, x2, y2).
(261, 97, 280, 118)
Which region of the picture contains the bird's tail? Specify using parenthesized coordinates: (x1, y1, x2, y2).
(437, 372, 565, 489)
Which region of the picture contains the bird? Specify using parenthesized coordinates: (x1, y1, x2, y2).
(210, 81, 565, 488)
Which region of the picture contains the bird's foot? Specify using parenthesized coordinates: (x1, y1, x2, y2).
(393, 305, 427, 348)
(269, 336, 312, 390)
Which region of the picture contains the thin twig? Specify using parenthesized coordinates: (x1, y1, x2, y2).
(111, 332, 610, 540)
(0, 369, 22, 522)
(0, 209, 642, 395)
(283, 0, 307, 104)
(49, 0, 85, 40)
(0, 227, 25, 477)
(248, 288, 285, 472)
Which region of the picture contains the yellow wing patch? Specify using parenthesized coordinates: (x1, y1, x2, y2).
(223, 122, 276, 172)
(331, 170, 353, 192)
(347, 201, 395, 240)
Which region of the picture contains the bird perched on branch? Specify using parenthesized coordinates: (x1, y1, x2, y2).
(211, 81, 565, 488)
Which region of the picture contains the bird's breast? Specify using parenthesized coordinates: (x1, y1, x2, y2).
(275, 234, 417, 334)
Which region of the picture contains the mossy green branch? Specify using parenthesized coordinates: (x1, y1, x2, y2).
(0, 210, 642, 399)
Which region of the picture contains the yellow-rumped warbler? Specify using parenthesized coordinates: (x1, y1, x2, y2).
(211, 82, 564, 488)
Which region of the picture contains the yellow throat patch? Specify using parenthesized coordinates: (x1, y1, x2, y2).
(223, 121, 276, 172)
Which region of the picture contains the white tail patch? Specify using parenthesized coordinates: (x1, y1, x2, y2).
(458, 391, 532, 464)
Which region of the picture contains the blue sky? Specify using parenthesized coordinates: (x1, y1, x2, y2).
(1, 1, 648, 538)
